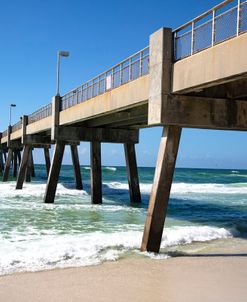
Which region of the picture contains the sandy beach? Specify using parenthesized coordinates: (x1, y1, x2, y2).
(0, 252, 247, 302)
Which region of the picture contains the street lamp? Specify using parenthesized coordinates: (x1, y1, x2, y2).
(9, 104, 16, 126)
(56, 50, 70, 96)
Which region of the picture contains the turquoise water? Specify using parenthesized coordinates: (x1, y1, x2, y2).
(0, 166, 247, 275)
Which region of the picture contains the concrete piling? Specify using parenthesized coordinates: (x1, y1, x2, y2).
(44, 142, 65, 203)
(141, 126, 182, 253)
(71, 145, 83, 190)
(124, 143, 141, 203)
(90, 141, 102, 204)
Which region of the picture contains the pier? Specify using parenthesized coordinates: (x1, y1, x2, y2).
(1, 0, 247, 253)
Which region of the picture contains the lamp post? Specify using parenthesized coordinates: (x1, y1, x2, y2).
(9, 104, 16, 126)
(56, 50, 70, 96)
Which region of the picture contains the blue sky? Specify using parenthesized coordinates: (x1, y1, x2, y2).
(1, 0, 246, 169)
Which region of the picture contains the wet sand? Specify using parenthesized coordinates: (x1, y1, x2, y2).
(0, 253, 247, 302)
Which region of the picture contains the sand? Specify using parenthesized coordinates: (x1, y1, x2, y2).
(0, 253, 247, 302)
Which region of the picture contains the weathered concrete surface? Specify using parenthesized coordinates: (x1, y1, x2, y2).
(141, 126, 182, 253)
(11, 129, 22, 141)
(26, 116, 52, 135)
(173, 32, 247, 93)
(148, 28, 172, 125)
(59, 75, 149, 126)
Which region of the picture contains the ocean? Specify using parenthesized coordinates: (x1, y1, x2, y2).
(0, 166, 247, 276)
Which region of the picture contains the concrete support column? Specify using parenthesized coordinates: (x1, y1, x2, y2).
(3, 151, 7, 162)
(25, 150, 32, 182)
(44, 142, 65, 203)
(90, 141, 102, 204)
(124, 143, 141, 203)
(17, 150, 21, 166)
(0, 150, 4, 174)
(70, 145, 83, 190)
(148, 27, 173, 125)
(44, 147, 51, 177)
(3, 148, 13, 182)
(13, 151, 18, 178)
(31, 151, 35, 178)
(141, 126, 182, 253)
(16, 145, 31, 189)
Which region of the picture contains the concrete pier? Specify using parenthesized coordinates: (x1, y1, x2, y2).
(1, 0, 247, 253)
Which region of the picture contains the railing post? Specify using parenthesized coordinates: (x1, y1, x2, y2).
(191, 21, 195, 55)
(237, 0, 241, 36)
(212, 9, 216, 46)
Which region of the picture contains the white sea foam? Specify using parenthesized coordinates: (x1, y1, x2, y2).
(1, 181, 247, 201)
(0, 226, 234, 276)
(0, 182, 88, 198)
(104, 166, 117, 172)
(105, 181, 247, 195)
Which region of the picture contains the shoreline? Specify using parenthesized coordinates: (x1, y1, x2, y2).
(1, 241, 247, 302)
(0, 254, 247, 302)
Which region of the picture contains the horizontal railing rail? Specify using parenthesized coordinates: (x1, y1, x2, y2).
(174, 0, 247, 61)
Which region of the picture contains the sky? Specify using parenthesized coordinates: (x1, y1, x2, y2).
(1, 0, 247, 169)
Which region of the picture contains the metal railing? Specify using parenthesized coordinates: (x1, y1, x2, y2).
(28, 103, 52, 124)
(174, 0, 247, 61)
(61, 47, 149, 110)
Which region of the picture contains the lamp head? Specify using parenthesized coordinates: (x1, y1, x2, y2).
(59, 51, 70, 57)
(10, 104, 16, 107)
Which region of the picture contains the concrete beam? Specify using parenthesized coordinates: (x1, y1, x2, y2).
(57, 127, 139, 143)
(23, 134, 51, 145)
(161, 95, 247, 130)
(85, 105, 148, 127)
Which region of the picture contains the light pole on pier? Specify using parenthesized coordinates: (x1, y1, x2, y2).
(9, 104, 16, 126)
(56, 50, 70, 96)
